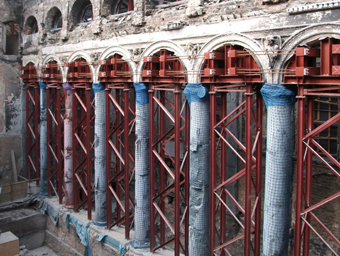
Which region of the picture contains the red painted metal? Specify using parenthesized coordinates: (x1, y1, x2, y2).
(20, 62, 40, 183)
(143, 50, 189, 255)
(284, 38, 340, 255)
(205, 44, 262, 256)
(67, 58, 94, 219)
(100, 54, 135, 239)
(43, 61, 64, 203)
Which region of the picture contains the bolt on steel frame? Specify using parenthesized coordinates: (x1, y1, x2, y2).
(66, 58, 94, 219)
(20, 62, 40, 184)
(99, 54, 135, 238)
(143, 50, 189, 255)
(201, 44, 263, 256)
(43, 61, 64, 203)
(284, 38, 340, 256)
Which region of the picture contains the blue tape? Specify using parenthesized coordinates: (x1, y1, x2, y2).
(98, 233, 127, 256)
(184, 84, 209, 103)
(65, 214, 92, 256)
(260, 83, 297, 107)
(63, 83, 72, 95)
(92, 83, 105, 94)
(39, 82, 46, 91)
(134, 83, 149, 105)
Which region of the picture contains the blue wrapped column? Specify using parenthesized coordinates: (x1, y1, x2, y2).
(184, 84, 210, 256)
(261, 83, 296, 256)
(93, 83, 107, 226)
(132, 83, 150, 248)
(39, 82, 48, 197)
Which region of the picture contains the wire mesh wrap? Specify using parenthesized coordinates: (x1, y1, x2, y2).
(93, 83, 107, 226)
(261, 83, 296, 256)
(184, 84, 210, 256)
(63, 83, 73, 207)
(132, 83, 150, 248)
(39, 82, 48, 197)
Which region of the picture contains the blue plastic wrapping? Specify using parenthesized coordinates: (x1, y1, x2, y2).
(65, 214, 92, 256)
(134, 83, 149, 105)
(92, 83, 105, 94)
(63, 83, 72, 95)
(260, 83, 297, 107)
(98, 233, 127, 256)
(183, 84, 209, 103)
(38, 200, 59, 225)
(39, 82, 46, 91)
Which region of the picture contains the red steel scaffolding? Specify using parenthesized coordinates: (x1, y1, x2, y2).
(20, 62, 40, 184)
(99, 54, 135, 238)
(66, 58, 94, 219)
(143, 50, 190, 255)
(201, 44, 263, 256)
(284, 38, 340, 256)
(43, 61, 64, 203)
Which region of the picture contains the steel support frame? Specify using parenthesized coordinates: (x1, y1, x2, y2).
(21, 63, 40, 183)
(105, 82, 135, 239)
(209, 83, 262, 256)
(72, 83, 94, 219)
(44, 62, 64, 203)
(295, 85, 340, 256)
(149, 83, 189, 255)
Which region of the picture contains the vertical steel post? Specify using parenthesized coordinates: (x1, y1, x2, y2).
(86, 87, 92, 220)
(34, 84, 40, 184)
(303, 96, 313, 256)
(244, 83, 252, 256)
(21, 83, 27, 178)
(105, 87, 111, 227)
(210, 84, 216, 256)
(124, 83, 130, 238)
(294, 84, 305, 256)
(174, 84, 180, 256)
(149, 84, 155, 252)
(255, 90, 263, 256)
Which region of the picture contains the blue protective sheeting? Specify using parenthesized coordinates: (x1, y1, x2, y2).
(134, 83, 149, 105)
(260, 83, 296, 107)
(183, 83, 209, 103)
(92, 83, 105, 94)
(39, 82, 46, 90)
(38, 200, 59, 226)
(65, 214, 92, 256)
(63, 83, 72, 95)
(98, 233, 127, 256)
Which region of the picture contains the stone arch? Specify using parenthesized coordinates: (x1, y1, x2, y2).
(101, 0, 132, 16)
(42, 54, 66, 82)
(46, 7, 63, 30)
(71, 0, 93, 25)
(193, 33, 268, 84)
(136, 40, 190, 83)
(21, 60, 40, 83)
(24, 16, 39, 35)
(66, 51, 95, 81)
(277, 23, 340, 82)
(96, 46, 136, 81)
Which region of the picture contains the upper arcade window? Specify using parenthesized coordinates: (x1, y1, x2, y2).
(2, 22, 19, 55)
(46, 7, 63, 30)
(101, 0, 134, 16)
(24, 16, 38, 35)
(71, 0, 93, 25)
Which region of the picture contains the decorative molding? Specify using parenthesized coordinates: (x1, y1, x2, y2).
(287, 1, 340, 14)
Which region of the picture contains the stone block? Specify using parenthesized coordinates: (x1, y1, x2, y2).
(0, 231, 19, 256)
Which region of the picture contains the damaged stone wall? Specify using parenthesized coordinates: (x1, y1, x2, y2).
(0, 0, 23, 185)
